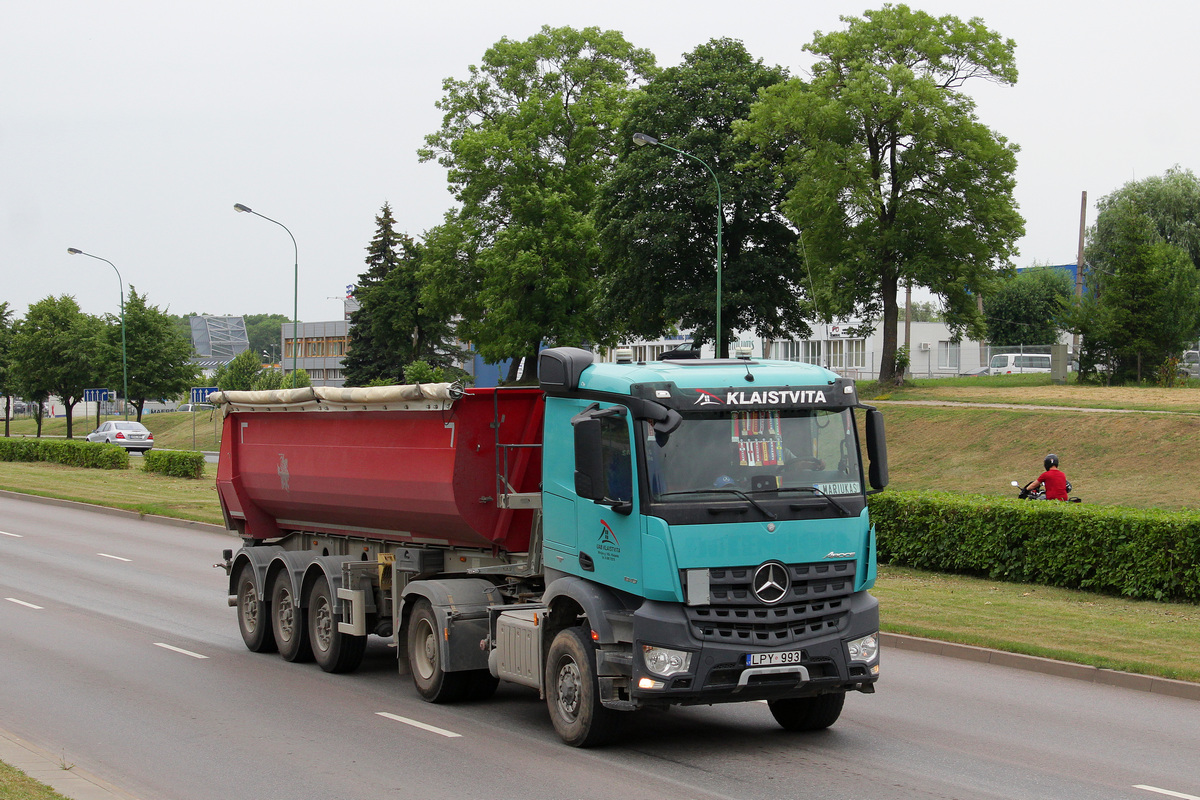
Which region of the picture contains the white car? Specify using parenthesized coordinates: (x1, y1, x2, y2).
(86, 421, 154, 452)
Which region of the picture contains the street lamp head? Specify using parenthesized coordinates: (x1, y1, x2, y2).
(632, 132, 659, 147)
(67, 247, 83, 255)
(233, 203, 252, 213)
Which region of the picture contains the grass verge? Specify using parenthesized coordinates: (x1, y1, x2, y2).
(0, 461, 223, 526)
(875, 565, 1200, 683)
(0, 759, 71, 800)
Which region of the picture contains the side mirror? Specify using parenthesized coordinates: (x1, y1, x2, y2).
(865, 408, 888, 491)
(573, 417, 605, 501)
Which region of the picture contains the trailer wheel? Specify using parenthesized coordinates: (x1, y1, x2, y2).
(406, 600, 465, 703)
(768, 692, 845, 732)
(306, 578, 366, 674)
(235, 563, 276, 653)
(545, 627, 617, 747)
(270, 570, 312, 663)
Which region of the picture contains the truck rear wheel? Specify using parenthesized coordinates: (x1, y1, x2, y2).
(545, 627, 617, 747)
(270, 570, 312, 663)
(235, 563, 276, 653)
(768, 692, 845, 731)
(406, 600, 465, 703)
(306, 578, 366, 674)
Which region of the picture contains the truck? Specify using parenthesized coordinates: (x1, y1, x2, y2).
(214, 347, 888, 746)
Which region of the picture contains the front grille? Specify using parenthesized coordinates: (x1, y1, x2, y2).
(684, 561, 856, 646)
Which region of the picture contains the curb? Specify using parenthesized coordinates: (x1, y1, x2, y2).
(0, 729, 140, 800)
(0, 489, 229, 535)
(881, 632, 1200, 701)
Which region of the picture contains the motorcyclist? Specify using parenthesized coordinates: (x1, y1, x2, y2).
(1025, 454, 1069, 501)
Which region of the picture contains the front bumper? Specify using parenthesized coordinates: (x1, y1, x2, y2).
(623, 591, 879, 706)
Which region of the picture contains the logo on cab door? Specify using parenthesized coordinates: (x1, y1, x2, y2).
(597, 520, 621, 562)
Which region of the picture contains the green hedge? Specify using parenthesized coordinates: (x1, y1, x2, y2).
(0, 437, 129, 469)
(142, 450, 206, 479)
(869, 491, 1200, 602)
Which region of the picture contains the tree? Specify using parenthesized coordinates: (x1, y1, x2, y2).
(343, 204, 459, 386)
(244, 314, 291, 362)
(106, 287, 198, 421)
(9, 296, 104, 438)
(213, 348, 263, 392)
(738, 4, 1024, 382)
(419, 25, 656, 379)
(983, 268, 1072, 346)
(250, 366, 311, 390)
(0, 302, 13, 437)
(1089, 166, 1200, 272)
(1073, 201, 1200, 382)
(595, 39, 803, 357)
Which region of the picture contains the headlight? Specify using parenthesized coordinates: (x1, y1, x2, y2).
(847, 632, 879, 664)
(642, 645, 693, 678)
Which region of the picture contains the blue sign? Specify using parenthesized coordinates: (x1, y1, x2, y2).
(191, 386, 220, 404)
(84, 389, 109, 403)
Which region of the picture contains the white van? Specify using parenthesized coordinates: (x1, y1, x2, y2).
(989, 353, 1051, 374)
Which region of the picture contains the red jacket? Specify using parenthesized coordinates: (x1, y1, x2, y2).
(1036, 468, 1069, 501)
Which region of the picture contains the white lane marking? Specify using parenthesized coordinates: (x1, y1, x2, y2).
(1135, 787, 1200, 800)
(153, 643, 209, 659)
(0, 530, 22, 538)
(5, 597, 43, 609)
(97, 553, 132, 562)
(375, 712, 462, 738)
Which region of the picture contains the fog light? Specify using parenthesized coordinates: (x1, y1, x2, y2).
(847, 632, 879, 664)
(642, 645, 693, 677)
(637, 677, 664, 689)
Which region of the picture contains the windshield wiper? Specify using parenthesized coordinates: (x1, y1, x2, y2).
(657, 488, 778, 520)
(768, 485, 852, 517)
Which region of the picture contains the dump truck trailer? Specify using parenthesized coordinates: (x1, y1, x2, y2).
(215, 347, 887, 746)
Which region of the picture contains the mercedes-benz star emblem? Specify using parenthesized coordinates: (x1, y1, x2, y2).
(752, 561, 790, 604)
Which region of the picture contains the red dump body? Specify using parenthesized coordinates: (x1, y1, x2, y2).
(215, 387, 544, 553)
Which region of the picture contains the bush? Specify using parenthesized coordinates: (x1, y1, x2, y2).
(142, 450, 206, 479)
(0, 438, 129, 469)
(870, 491, 1200, 602)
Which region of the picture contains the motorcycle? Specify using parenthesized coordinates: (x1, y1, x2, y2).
(1011, 480, 1081, 503)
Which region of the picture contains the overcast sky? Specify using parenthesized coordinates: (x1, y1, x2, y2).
(3, 1, 1195, 326)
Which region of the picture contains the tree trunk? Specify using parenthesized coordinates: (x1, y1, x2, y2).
(878, 269, 901, 384)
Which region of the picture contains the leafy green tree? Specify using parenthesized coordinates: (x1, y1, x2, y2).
(419, 25, 656, 380)
(213, 348, 263, 392)
(10, 296, 104, 438)
(0, 302, 13, 437)
(1089, 166, 1200, 271)
(900, 301, 944, 323)
(738, 4, 1024, 382)
(983, 268, 1072, 346)
(106, 287, 199, 421)
(596, 39, 801, 357)
(343, 204, 459, 386)
(244, 314, 291, 362)
(1073, 201, 1200, 382)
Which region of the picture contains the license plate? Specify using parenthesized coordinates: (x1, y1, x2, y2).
(746, 649, 805, 667)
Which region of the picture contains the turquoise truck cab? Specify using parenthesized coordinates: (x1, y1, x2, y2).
(532, 347, 886, 742)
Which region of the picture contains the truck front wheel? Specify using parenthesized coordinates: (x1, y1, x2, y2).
(306, 578, 366, 674)
(406, 600, 465, 703)
(270, 571, 312, 663)
(768, 692, 845, 731)
(545, 627, 617, 747)
(235, 563, 276, 653)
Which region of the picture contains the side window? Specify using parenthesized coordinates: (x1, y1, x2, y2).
(600, 416, 632, 502)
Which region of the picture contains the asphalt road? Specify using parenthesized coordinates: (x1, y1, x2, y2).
(1, 494, 1197, 800)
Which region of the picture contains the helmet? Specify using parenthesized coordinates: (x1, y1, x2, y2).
(1044, 454, 1059, 471)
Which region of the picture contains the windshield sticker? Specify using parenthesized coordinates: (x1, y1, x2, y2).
(815, 482, 861, 495)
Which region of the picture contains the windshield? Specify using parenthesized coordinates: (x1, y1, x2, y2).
(644, 408, 864, 500)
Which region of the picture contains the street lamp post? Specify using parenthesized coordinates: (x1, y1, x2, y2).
(67, 248, 128, 419)
(632, 132, 725, 357)
(234, 203, 299, 383)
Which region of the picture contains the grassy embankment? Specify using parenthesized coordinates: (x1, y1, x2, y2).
(0, 761, 70, 800)
(1, 377, 1198, 681)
